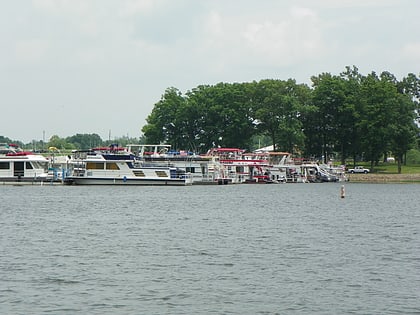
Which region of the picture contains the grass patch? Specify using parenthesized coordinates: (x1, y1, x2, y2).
(356, 163, 420, 174)
(340, 160, 420, 174)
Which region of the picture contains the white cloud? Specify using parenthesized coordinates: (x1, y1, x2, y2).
(303, 0, 395, 9)
(240, 6, 325, 66)
(203, 10, 224, 38)
(78, 19, 101, 38)
(1, 0, 419, 142)
(192, 5, 326, 77)
(32, 0, 90, 16)
(14, 39, 49, 64)
(74, 47, 106, 65)
(402, 42, 420, 63)
(118, 0, 158, 17)
(290, 6, 316, 18)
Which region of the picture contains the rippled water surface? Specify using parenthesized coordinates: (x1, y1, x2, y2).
(1, 183, 419, 314)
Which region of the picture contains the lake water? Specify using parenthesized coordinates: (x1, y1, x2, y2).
(1, 183, 419, 314)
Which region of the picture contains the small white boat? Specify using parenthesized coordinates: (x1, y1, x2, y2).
(64, 147, 192, 186)
(0, 143, 51, 185)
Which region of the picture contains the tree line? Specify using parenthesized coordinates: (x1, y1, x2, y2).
(2, 66, 419, 173)
(0, 134, 144, 152)
(142, 66, 420, 173)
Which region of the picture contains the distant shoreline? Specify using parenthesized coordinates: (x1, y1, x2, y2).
(347, 173, 420, 183)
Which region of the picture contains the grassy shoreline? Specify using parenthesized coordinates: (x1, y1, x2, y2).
(347, 173, 420, 183)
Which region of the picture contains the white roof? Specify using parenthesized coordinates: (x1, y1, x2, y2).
(254, 145, 274, 153)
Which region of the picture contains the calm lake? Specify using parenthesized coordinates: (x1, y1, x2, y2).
(1, 183, 419, 314)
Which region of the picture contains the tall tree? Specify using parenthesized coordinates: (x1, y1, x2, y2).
(142, 87, 186, 147)
(184, 83, 256, 150)
(388, 95, 417, 173)
(358, 72, 400, 171)
(310, 73, 347, 163)
(385, 73, 419, 172)
(399, 73, 420, 147)
(340, 66, 364, 166)
(254, 79, 307, 153)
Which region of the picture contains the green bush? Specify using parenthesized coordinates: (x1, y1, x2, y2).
(406, 149, 420, 164)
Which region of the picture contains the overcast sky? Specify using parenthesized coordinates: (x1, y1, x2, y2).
(1, 0, 419, 143)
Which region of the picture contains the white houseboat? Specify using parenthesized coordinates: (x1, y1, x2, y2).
(0, 143, 51, 185)
(64, 146, 192, 185)
(206, 148, 292, 184)
(126, 144, 229, 185)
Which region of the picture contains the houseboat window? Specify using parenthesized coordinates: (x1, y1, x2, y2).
(0, 162, 10, 169)
(155, 170, 168, 177)
(133, 170, 145, 177)
(26, 162, 33, 169)
(31, 161, 48, 169)
(106, 163, 120, 170)
(133, 161, 142, 168)
(186, 167, 195, 173)
(86, 162, 105, 170)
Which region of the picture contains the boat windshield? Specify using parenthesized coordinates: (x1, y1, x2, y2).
(31, 161, 48, 170)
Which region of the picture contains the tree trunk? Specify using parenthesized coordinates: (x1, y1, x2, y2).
(271, 130, 276, 152)
(397, 154, 402, 174)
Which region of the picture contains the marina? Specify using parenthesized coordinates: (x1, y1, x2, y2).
(2, 143, 350, 186)
(127, 145, 348, 185)
(2, 1, 418, 314)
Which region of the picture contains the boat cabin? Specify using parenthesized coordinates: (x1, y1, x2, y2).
(0, 150, 49, 182)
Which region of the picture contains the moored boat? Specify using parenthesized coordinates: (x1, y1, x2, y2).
(126, 144, 229, 185)
(64, 146, 192, 185)
(206, 148, 287, 184)
(0, 143, 53, 185)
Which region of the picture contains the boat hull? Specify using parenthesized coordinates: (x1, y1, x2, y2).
(64, 177, 190, 186)
(0, 177, 60, 185)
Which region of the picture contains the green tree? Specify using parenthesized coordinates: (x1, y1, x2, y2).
(310, 73, 347, 163)
(384, 73, 418, 172)
(143, 83, 257, 152)
(142, 87, 186, 147)
(66, 133, 103, 150)
(47, 135, 69, 150)
(388, 99, 417, 173)
(0, 136, 13, 144)
(340, 66, 364, 166)
(253, 79, 307, 153)
(399, 73, 420, 148)
(358, 72, 401, 171)
(308, 66, 364, 165)
(187, 82, 256, 150)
